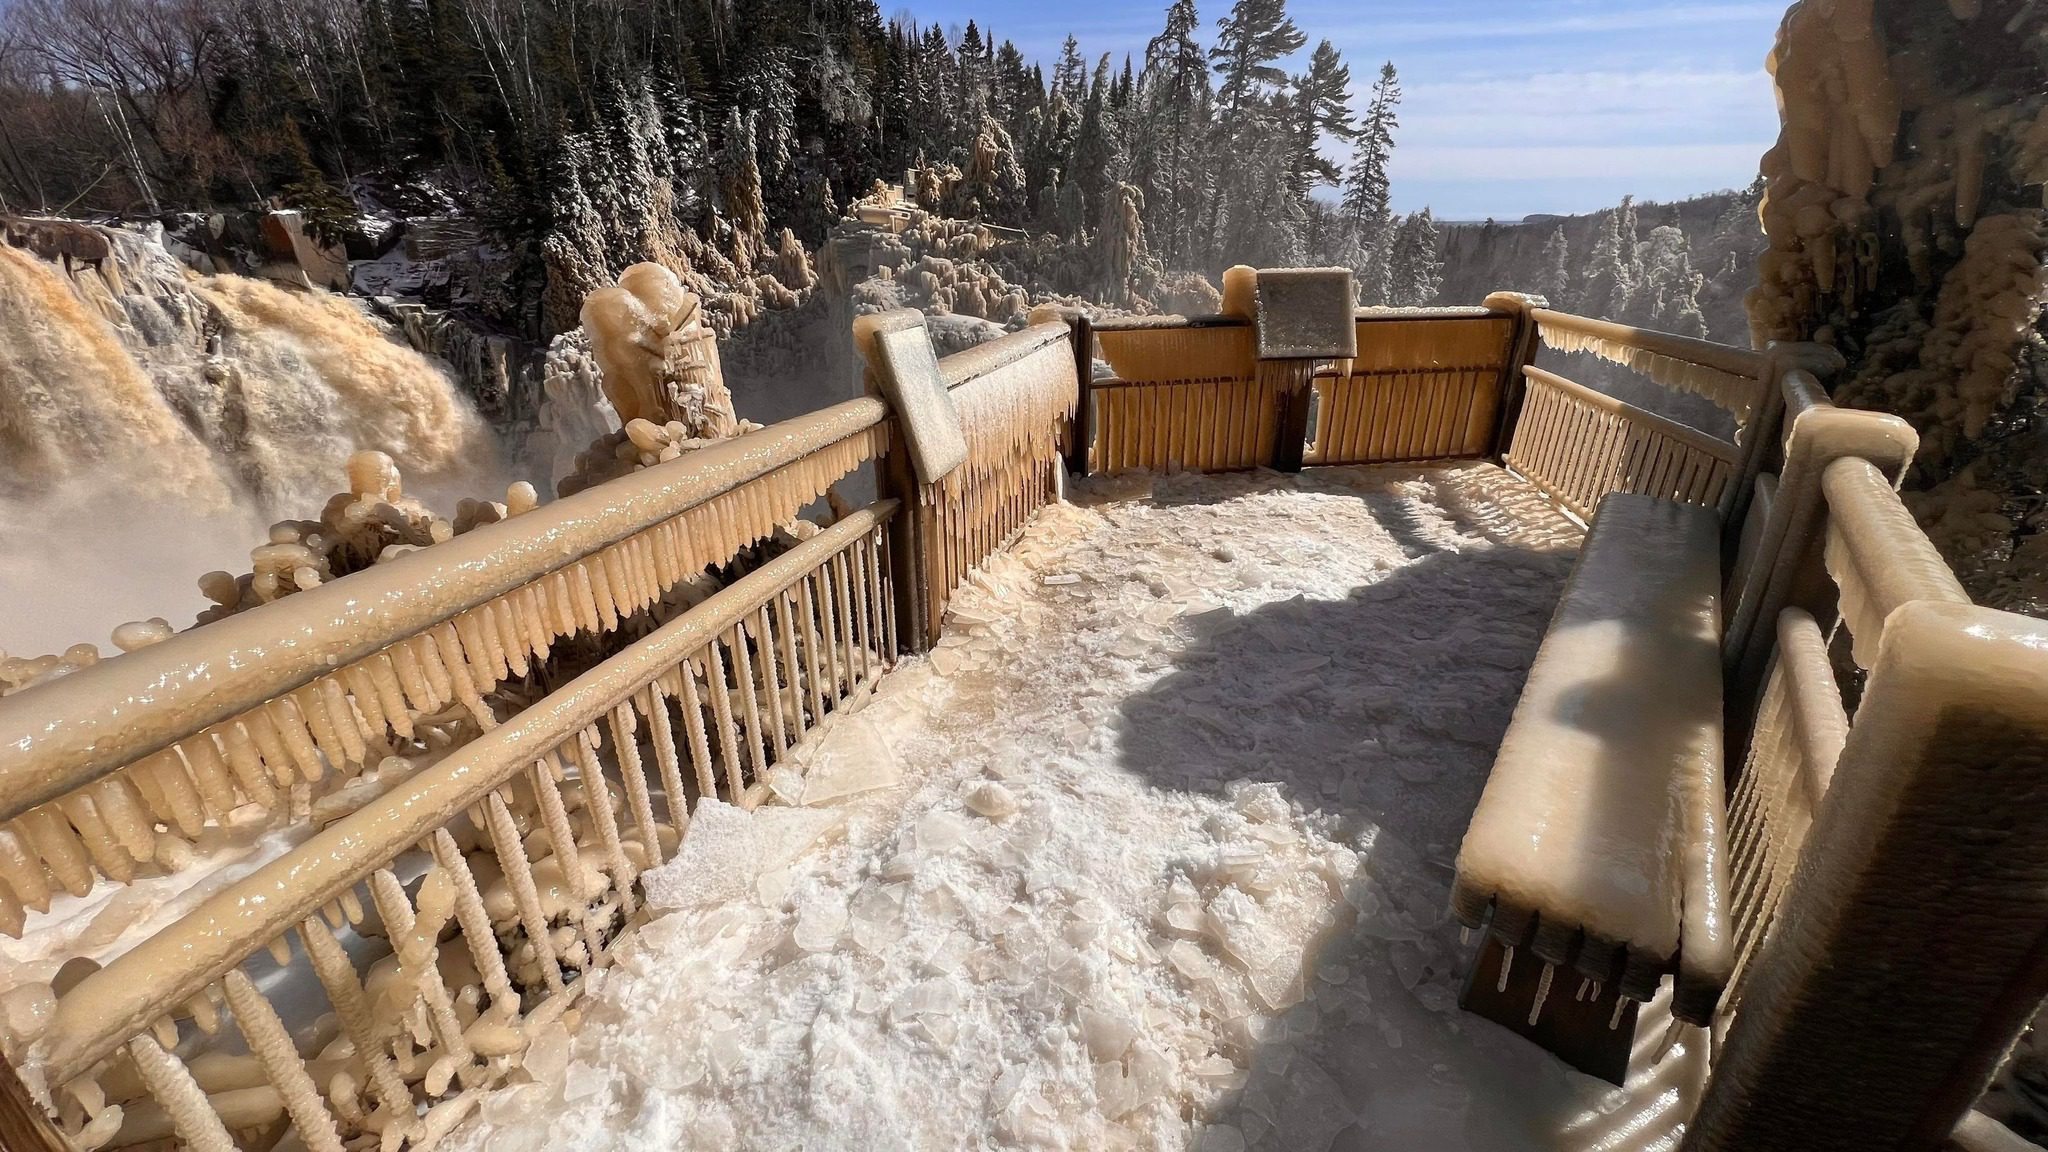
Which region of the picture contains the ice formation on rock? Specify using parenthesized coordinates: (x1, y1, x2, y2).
(557, 264, 768, 498)
(1749, 0, 2048, 610)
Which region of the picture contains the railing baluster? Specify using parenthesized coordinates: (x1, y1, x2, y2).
(126, 1035, 238, 1152)
(223, 969, 346, 1152)
(644, 681, 691, 833)
(483, 791, 564, 995)
(608, 703, 662, 865)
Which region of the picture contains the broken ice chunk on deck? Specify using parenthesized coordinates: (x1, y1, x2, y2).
(790, 713, 900, 805)
(640, 800, 844, 913)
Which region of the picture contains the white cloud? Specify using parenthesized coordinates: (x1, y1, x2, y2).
(1391, 142, 1766, 182)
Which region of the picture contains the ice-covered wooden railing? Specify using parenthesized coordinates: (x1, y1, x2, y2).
(1500, 303, 1769, 524)
(1686, 469, 2044, 1152)
(859, 316, 1079, 647)
(5, 504, 899, 1152)
(0, 403, 890, 923)
(1302, 307, 1518, 467)
(1065, 275, 1778, 530)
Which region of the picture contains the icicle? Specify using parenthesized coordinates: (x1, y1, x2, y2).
(414, 633, 456, 710)
(217, 723, 277, 811)
(433, 624, 491, 727)
(530, 755, 592, 900)
(342, 665, 391, 744)
(127, 1034, 237, 1152)
(1576, 977, 1592, 1003)
(292, 686, 349, 773)
(391, 640, 441, 713)
(645, 684, 689, 837)
(573, 729, 636, 913)
(483, 793, 563, 995)
(455, 611, 503, 687)
(140, 749, 207, 837)
(185, 991, 219, 1034)
(267, 935, 294, 967)
(0, 823, 54, 912)
(1497, 944, 1515, 994)
(223, 969, 346, 1152)
(20, 807, 94, 897)
(570, 562, 606, 634)
(265, 698, 326, 784)
(57, 793, 131, 883)
(605, 543, 641, 615)
(1609, 996, 1628, 1030)
(151, 1013, 180, 1050)
(582, 558, 619, 632)
(1528, 963, 1555, 1026)
(243, 712, 297, 788)
(515, 585, 552, 661)
(176, 737, 239, 819)
(340, 888, 364, 925)
(492, 600, 529, 679)
(609, 703, 661, 865)
(0, 887, 21, 937)
(318, 677, 369, 766)
(368, 869, 474, 1070)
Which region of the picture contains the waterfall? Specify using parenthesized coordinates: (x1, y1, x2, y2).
(0, 225, 504, 656)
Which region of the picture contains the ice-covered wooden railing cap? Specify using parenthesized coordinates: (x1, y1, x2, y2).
(1527, 306, 1769, 422)
(1452, 493, 1732, 1039)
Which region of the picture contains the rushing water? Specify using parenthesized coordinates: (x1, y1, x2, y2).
(0, 230, 504, 656)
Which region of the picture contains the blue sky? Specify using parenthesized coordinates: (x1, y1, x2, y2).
(899, 0, 1784, 221)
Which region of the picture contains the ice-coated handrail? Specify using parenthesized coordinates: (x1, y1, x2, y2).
(1529, 307, 1766, 380)
(0, 397, 890, 823)
(36, 501, 900, 1087)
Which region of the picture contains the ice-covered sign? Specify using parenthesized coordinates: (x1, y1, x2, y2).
(1253, 267, 1357, 361)
(859, 311, 969, 484)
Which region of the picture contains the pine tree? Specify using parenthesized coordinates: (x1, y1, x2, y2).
(1136, 0, 1210, 269)
(1210, 0, 1304, 117)
(1341, 62, 1400, 303)
(1072, 55, 1122, 219)
(1206, 0, 1307, 265)
(1053, 36, 1088, 107)
(1540, 225, 1572, 309)
(1389, 208, 1442, 306)
(1583, 195, 1641, 318)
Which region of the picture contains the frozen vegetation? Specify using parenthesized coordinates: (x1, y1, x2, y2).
(440, 462, 1691, 1152)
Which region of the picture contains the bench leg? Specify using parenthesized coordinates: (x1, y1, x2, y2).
(1459, 934, 1637, 1085)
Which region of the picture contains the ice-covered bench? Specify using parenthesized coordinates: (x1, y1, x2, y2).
(1451, 492, 1732, 1067)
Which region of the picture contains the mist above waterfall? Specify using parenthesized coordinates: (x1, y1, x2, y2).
(0, 230, 505, 656)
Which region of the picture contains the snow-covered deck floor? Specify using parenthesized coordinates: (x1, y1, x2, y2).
(452, 462, 1697, 1152)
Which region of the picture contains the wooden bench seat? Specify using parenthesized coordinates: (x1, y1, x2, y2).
(1452, 493, 1734, 1053)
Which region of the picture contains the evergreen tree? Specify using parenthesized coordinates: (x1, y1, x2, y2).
(1540, 225, 1572, 309)
(1389, 208, 1442, 305)
(1341, 62, 1400, 303)
(1136, 0, 1210, 269)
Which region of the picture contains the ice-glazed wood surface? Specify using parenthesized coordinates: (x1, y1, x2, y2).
(1453, 493, 1731, 1024)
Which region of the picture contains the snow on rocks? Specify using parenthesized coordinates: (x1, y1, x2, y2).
(449, 462, 1611, 1152)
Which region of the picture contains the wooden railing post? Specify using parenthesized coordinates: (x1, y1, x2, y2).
(1266, 361, 1317, 473)
(1251, 267, 1356, 474)
(1, 1051, 65, 1152)
(1065, 311, 1094, 477)
(1481, 291, 1545, 462)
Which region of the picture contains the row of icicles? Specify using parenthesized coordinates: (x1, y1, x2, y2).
(0, 451, 539, 699)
